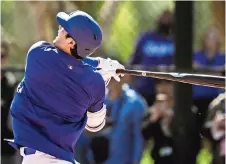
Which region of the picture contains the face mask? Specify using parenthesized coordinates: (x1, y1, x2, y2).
(158, 23, 172, 35)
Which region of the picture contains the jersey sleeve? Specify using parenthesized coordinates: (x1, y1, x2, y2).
(27, 41, 58, 58)
(26, 41, 59, 67)
(88, 74, 106, 112)
(25, 41, 60, 81)
(28, 41, 47, 53)
(89, 95, 105, 112)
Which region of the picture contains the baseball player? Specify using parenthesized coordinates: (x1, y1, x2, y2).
(6, 10, 124, 164)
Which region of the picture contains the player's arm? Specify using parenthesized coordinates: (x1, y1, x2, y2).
(85, 77, 107, 132)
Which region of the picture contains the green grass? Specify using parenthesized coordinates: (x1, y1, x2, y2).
(140, 149, 154, 164)
(140, 145, 212, 164)
(196, 148, 212, 164)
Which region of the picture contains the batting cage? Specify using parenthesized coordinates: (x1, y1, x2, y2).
(1, 1, 225, 164)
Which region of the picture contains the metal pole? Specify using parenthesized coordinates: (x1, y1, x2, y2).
(172, 2, 198, 164)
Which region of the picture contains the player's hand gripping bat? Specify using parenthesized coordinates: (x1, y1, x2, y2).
(116, 69, 225, 89)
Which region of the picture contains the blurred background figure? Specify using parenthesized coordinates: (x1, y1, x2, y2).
(1, 1, 225, 164)
(103, 75, 148, 164)
(204, 93, 225, 164)
(193, 26, 225, 126)
(90, 130, 109, 164)
(74, 132, 92, 164)
(142, 80, 200, 164)
(142, 80, 174, 164)
(128, 10, 174, 107)
(192, 26, 225, 158)
(1, 38, 18, 164)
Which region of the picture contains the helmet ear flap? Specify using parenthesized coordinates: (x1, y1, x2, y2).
(70, 44, 82, 59)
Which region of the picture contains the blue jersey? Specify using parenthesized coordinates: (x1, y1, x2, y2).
(9, 41, 105, 164)
(193, 50, 225, 99)
(129, 31, 174, 95)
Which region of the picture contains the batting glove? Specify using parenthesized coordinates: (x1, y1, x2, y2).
(97, 57, 125, 85)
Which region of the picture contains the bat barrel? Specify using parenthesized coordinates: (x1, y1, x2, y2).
(116, 69, 226, 89)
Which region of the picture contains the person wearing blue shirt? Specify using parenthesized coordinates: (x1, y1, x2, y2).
(129, 10, 174, 106)
(105, 77, 148, 164)
(193, 26, 225, 123)
(7, 10, 125, 164)
(74, 132, 92, 164)
(192, 26, 225, 162)
(193, 26, 225, 100)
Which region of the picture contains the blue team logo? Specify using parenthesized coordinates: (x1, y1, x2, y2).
(68, 65, 73, 70)
(41, 47, 58, 53)
(142, 41, 174, 57)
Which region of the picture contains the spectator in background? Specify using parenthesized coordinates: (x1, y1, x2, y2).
(142, 80, 175, 164)
(193, 26, 225, 151)
(204, 93, 225, 164)
(1, 40, 18, 164)
(89, 128, 110, 164)
(129, 10, 174, 106)
(74, 132, 92, 164)
(104, 76, 148, 164)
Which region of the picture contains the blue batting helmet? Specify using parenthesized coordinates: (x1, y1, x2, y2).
(56, 10, 102, 58)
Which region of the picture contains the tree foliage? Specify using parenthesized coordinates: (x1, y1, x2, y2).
(1, 1, 217, 65)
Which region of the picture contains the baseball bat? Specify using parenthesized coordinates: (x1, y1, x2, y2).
(116, 69, 225, 89)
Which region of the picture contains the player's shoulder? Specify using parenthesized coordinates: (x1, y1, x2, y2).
(29, 41, 51, 51)
(28, 41, 58, 54)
